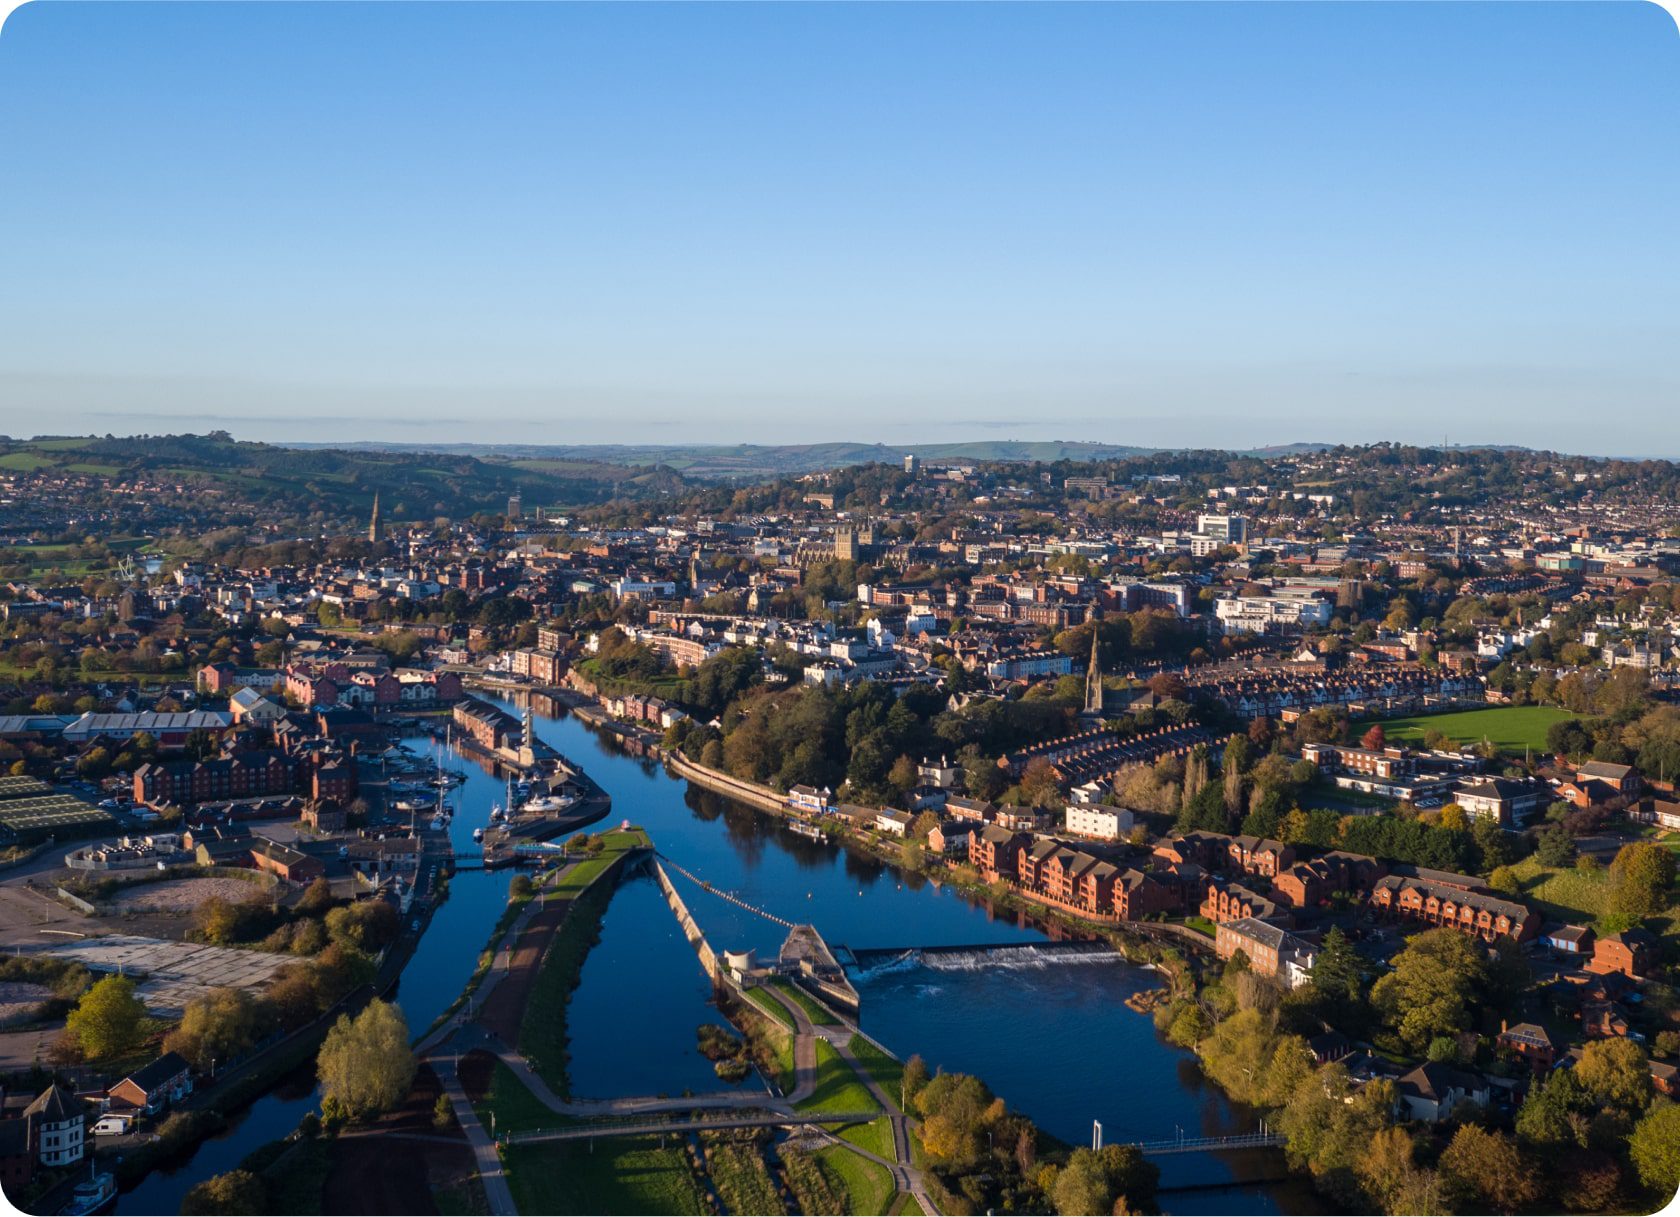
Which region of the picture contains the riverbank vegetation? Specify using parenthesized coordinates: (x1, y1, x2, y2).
(1149, 927, 1679, 1214)
(517, 860, 616, 1098)
(699, 1129, 788, 1215)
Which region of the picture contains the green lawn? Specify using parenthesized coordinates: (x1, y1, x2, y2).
(1377, 705, 1576, 754)
(1507, 856, 1680, 939)
(813, 1144, 896, 1216)
(892, 1194, 927, 1215)
(770, 978, 840, 1025)
(504, 1135, 707, 1215)
(743, 985, 796, 1029)
(838, 1116, 895, 1161)
(846, 1035, 904, 1102)
(795, 1039, 880, 1116)
(474, 1060, 567, 1135)
(1183, 915, 1217, 938)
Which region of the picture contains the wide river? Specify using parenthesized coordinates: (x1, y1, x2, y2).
(117, 695, 1320, 1215)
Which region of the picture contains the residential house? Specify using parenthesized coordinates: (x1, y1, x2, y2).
(1587, 928, 1658, 980)
(21, 1085, 84, 1168)
(1497, 1022, 1557, 1070)
(107, 1053, 193, 1116)
(1396, 1063, 1489, 1123)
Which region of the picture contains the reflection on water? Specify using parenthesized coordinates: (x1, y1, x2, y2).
(510, 700, 1318, 1215)
(120, 700, 1320, 1216)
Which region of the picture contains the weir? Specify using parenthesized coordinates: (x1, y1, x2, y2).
(842, 939, 1118, 970)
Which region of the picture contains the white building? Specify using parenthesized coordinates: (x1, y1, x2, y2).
(1064, 804, 1135, 841)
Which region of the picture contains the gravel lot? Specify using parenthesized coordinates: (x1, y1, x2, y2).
(112, 877, 270, 913)
(0, 981, 53, 1024)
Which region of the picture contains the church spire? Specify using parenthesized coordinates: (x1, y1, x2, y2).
(1084, 613, 1104, 717)
(369, 492, 384, 543)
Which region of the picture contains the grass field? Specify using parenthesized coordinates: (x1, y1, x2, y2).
(1378, 705, 1577, 754)
(795, 1039, 880, 1116)
(837, 1116, 895, 1161)
(1507, 855, 1680, 939)
(846, 1035, 904, 1101)
(813, 1144, 896, 1216)
(770, 978, 839, 1025)
(743, 985, 796, 1029)
(474, 1059, 567, 1135)
(504, 1136, 706, 1215)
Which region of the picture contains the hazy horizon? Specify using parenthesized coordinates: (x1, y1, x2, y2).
(2, 2, 1677, 456)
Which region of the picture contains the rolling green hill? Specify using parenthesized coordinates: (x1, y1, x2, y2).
(0, 433, 688, 522)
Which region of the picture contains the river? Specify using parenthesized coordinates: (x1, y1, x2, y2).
(116, 695, 1320, 1215)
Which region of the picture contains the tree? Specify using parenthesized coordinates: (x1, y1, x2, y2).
(181, 1169, 268, 1216)
(325, 900, 399, 953)
(1370, 929, 1484, 1052)
(1607, 841, 1677, 920)
(316, 998, 416, 1119)
(1053, 1145, 1157, 1217)
(1574, 1038, 1654, 1113)
(1360, 724, 1387, 752)
(1629, 1101, 1680, 1200)
(164, 987, 271, 1072)
(1355, 1125, 1417, 1213)
(66, 974, 146, 1059)
(1489, 865, 1520, 894)
(1536, 821, 1576, 867)
(1439, 1125, 1539, 1214)
(888, 754, 919, 795)
(1309, 927, 1362, 1006)
(195, 896, 249, 945)
(509, 873, 534, 900)
(297, 876, 335, 916)
(901, 1053, 929, 1111)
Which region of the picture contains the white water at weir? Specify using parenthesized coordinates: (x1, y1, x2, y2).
(850, 943, 1130, 980)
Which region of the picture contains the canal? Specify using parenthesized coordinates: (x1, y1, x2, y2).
(118, 696, 1320, 1214)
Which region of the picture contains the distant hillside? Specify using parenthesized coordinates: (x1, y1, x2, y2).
(287, 438, 1340, 479)
(0, 433, 686, 521)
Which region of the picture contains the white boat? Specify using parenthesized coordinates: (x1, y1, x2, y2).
(472, 827, 485, 842)
(521, 793, 576, 814)
(63, 1170, 115, 1216)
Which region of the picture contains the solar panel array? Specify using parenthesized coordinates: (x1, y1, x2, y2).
(0, 793, 115, 837)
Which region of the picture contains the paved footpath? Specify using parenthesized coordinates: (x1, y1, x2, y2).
(416, 856, 938, 1215)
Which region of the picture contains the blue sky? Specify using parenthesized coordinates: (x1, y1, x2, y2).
(0, 1, 1676, 453)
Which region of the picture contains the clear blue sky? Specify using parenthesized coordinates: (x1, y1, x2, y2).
(1, 1, 1676, 453)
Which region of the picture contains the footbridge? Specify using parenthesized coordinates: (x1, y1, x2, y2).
(655, 853, 795, 929)
(653, 855, 859, 1016)
(1132, 1130, 1285, 1156)
(505, 1110, 882, 1145)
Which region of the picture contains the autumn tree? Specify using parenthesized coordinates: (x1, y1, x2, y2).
(66, 974, 146, 1060)
(1607, 841, 1677, 920)
(1439, 1125, 1539, 1214)
(1360, 724, 1386, 752)
(1574, 1038, 1654, 1113)
(1629, 1101, 1680, 1201)
(164, 987, 272, 1072)
(316, 998, 416, 1120)
(181, 1169, 268, 1216)
(1370, 929, 1484, 1052)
